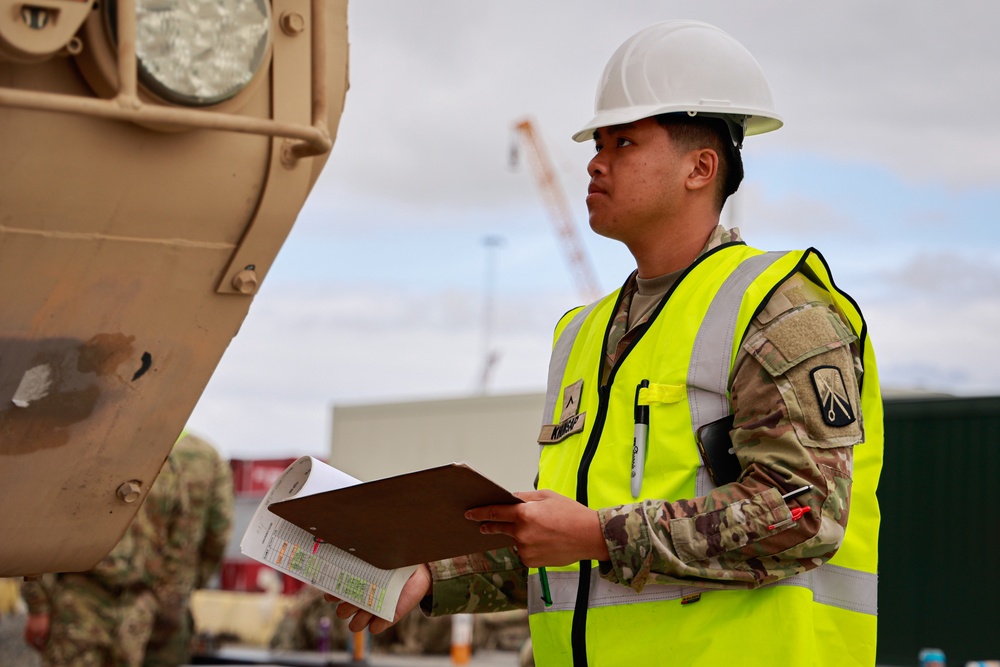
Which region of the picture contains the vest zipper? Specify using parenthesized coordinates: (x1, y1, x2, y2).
(570, 382, 610, 666)
(566, 243, 747, 666)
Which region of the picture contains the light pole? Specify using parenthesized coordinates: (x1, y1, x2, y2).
(477, 235, 505, 394)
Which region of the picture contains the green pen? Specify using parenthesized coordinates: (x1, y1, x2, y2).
(539, 567, 552, 606)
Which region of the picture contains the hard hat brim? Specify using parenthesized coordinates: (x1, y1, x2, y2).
(572, 105, 783, 143)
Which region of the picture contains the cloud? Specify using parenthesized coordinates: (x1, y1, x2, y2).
(189, 1, 1000, 460)
(187, 282, 568, 458)
(840, 251, 1000, 394)
(319, 0, 1000, 216)
(733, 182, 861, 238)
(872, 252, 1000, 301)
(867, 295, 1000, 395)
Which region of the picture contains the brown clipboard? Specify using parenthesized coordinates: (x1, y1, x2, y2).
(267, 463, 522, 570)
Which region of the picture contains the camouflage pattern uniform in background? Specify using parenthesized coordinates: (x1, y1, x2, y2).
(1, 578, 41, 667)
(384, 609, 528, 657)
(143, 433, 234, 667)
(267, 585, 446, 654)
(423, 227, 863, 611)
(269, 585, 529, 657)
(268, 586, 350, 652)
(21, 453, 187, 667)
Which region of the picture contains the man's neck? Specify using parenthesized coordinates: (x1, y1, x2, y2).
(629, 218, 719, 279)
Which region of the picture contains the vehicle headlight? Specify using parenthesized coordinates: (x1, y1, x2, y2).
(109, 0, 272, 107)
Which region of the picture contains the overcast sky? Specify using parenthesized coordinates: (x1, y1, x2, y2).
(187, 1, 1000, 460)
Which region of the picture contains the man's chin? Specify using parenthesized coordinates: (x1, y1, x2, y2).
(588, 217, 621, 242)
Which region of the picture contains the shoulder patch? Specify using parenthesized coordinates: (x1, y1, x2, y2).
(810, 365, 857, 427)
(744, 304, 856, 377)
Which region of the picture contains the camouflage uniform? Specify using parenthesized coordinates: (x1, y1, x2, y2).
(143, 433, 234, 667)
(424, 226, 863, 610)
(268, 586, 350, 652)
(22, 454, 187, 667)
(269, 586, 527, 656)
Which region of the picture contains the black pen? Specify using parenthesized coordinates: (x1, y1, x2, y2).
(630, 380, 649, 499)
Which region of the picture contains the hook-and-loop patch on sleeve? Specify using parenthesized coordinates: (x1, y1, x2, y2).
(743, 303, 863, 448)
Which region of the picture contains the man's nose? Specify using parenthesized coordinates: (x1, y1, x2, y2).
(588, 153, 605, 177)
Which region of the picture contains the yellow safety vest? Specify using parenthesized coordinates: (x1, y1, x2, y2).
(528, 244, 883, 667)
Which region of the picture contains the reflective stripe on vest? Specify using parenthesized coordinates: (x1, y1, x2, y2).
(534, 248, 878, 619)
(527, 563, 877, 617)
(687, 251, 787, 430)
(542, 300, 602, 425)
(688, 250, 785, 496)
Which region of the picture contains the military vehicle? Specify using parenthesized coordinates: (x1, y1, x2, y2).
(0, 0, 349, 576)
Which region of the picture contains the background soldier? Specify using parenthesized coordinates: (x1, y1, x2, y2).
(23, 453, 187, 667)
(143, 432, 234, 667)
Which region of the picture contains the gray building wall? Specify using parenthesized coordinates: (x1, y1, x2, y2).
(330, 392, 545, 492)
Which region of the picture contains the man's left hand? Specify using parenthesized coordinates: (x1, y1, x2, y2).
(467, 489, 611, 566)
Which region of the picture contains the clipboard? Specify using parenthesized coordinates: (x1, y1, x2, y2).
(267, 463, 522, 570)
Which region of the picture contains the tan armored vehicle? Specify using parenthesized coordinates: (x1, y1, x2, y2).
(0, 0, 349, 576)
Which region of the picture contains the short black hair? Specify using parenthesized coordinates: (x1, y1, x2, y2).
(653, 113, 744, 211)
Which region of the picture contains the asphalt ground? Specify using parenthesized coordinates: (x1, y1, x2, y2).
(0, 612, 42, 667)
(192, 645, 521, 666)
(2, 613, 520, 667)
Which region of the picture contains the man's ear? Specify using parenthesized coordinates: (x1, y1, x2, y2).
(685, 148, 718, 193)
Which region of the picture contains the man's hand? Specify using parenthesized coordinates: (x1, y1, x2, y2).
(24, 612, 50, 652)
(325, 563, 431, 634)
(467, 489, 611, 566)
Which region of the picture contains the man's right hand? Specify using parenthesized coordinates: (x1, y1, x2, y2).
(325, 563, 431, 634)
(24, 612, 50, 652)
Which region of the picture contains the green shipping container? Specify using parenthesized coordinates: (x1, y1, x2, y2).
(877, 395, 1000, 666)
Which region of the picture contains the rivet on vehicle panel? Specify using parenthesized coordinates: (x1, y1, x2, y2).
(116, 481, 142, 503)
(280, 12, 305, 36)
(232, 269, 259, 295)
(64, 37, 83, 56)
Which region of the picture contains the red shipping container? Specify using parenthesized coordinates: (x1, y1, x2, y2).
(229, 458, 298, 497)
(220, 558, 305, 595)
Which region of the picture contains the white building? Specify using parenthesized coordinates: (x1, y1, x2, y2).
(330, 392, 545, 492)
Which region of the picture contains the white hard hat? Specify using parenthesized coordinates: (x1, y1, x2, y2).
(573, 20, 782, 144)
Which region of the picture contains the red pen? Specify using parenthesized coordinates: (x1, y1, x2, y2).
(768, 505, 811, 531)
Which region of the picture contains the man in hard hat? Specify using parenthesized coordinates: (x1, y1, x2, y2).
(330, 21, 882, 667)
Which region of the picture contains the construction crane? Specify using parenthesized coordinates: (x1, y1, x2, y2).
(512, 118, 602, 303)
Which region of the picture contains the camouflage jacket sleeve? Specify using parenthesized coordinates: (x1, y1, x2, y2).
(138, 454, 190, 591)
(196, 453, 235, 588)
(597, 273, 864, 591)
(20, 576, 52, 615)
(421, 548, 528, 616)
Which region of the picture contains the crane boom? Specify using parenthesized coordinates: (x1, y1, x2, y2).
(513, 118, 602, 303)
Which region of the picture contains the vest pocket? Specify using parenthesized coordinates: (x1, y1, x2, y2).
(744, 303, 863, 449)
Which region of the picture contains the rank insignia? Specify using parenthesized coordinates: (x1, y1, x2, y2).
(810, 365, 856, 427)
(537, 379, 587, 444)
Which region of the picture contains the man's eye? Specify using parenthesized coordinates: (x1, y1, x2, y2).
(594, 143, 603, 153)
(617, 137, 633, 147)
